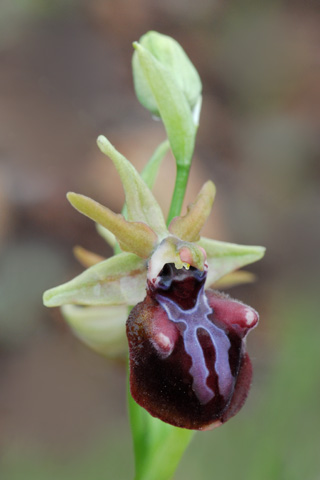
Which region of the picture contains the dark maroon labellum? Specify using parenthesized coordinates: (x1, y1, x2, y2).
(127, 263, 258, 430)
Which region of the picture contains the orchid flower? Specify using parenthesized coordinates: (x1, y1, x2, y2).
(43, 34, 266, 480)
(43, 134, 265, 430)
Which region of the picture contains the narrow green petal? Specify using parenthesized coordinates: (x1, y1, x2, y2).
(169, 180, 216, 241)
(197, 237, 266, 287)
(73, 245, 105, 268)
(61, 304, 128, 358)
(212, 270, 256, 289)
(43, 252, 147, 307)
(67, 192, 157, 259)
(97, 135, 168, 237)
(133, 42, 196, 169)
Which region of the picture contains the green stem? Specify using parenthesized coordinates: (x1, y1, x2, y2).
(167, 164, 190, 224)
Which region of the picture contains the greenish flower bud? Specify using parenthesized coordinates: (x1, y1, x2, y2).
(132, 31, 202, 118)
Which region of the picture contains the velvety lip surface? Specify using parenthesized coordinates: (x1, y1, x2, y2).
(127, 263, 258, 430)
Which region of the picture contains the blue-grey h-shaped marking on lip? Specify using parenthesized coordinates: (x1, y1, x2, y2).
(156, 286, 233, 405)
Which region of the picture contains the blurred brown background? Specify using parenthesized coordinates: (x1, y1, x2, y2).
(0, 1, 319, 479)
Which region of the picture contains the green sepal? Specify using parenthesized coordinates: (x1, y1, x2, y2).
(67, 192, 157, 259)
(62, 304, 128, 358)
(133, 42, 196, 169)
(43, 252, 147, 307)
(132, 31, 202, 117)
(212, 270, 256, 289)
(197, 237, 266, 287)
(128, 381, 194, 480)
(96, 139, 170, 253)
(97, 135, 168, 238)
(169, 180, 216, 241)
